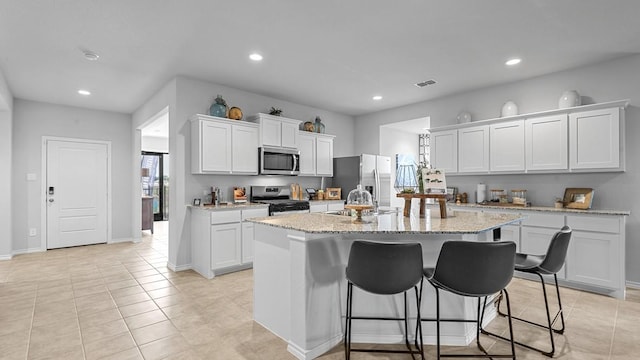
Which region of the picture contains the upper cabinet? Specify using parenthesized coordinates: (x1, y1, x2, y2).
(490, 119, 525, 172)
(428, 100, 628, 175)
(430, 129, 458, 174)
(191, 115, 259, 175)
(299, 131, 335, 177)
(458, 126, 489, 173)
(525, 114, 568, 171)
(569, 107, 621, 171)
(246, 113, 302, 149)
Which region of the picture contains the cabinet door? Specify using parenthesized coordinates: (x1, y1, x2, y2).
(232, 125, 259, 174)
(569, 107, 620, 170)
(298, 132, 316, 176)
(500, 224, 521, 252)
(458, 126, 489, 173)
(490, 120, 525, 172)
(201, 121, 232, 173)
(521, 226, 565, 279)
(211, 223, 242, 270)
(567, 231, 619, 289)
(241, 222, 255, 264)
(309, 203, 328, 213)
(327, 202, 345, 211)
(281, 121, 299, 148)
(261, 118, 282, 147)
(525, 114, 568, 171)
(316, 136, 334, 176)
(431, 130, 457, 173)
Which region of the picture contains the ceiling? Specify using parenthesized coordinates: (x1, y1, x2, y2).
(1, 1, 640, 117)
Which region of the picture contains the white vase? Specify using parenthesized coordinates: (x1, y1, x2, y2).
(501, 101, 518, 117)
(457, 111, 471, 123)
(558, 90, 581, 109)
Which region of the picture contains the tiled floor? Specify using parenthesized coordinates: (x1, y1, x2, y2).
(1, 222, 639, 359)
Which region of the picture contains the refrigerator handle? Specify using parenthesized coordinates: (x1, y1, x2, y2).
(373, 168, 379, 200)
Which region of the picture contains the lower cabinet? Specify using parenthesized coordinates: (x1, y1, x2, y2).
(448, 205, 627, 299)
(191, 207, 269, 279)
(309, 201, 345, 213)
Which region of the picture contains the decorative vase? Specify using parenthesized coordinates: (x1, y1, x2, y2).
(501, 101, 518, 117)
(209, 103, 227, 118)
(558, 90, 581, 109)
(457, 111, 472, 123)
(314, 116, 325, 134)
(303, 122, 315, 132)
(228, 106, 243, 120)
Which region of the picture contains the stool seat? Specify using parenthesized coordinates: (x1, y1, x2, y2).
(514, 253, 547, 272)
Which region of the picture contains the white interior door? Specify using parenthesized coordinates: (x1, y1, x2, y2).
(47, 139, 108, 249)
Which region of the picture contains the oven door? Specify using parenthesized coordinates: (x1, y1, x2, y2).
(260, 147, 300, 175)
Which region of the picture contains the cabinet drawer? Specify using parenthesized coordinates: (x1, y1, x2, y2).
(566, 215, 620, 234)
(520, 213, 564, 228)
(211, 210, 242, 224)
(327, 202, 345, 211)
(242, 208, 269, 220)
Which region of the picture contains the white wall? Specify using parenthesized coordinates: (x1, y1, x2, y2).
(355, 54, 640, 284)
(0, 69, 12, 258)
(12, 99, 133, 252)
(380, 126, 419, 209)
(142, 135, 169, 153)
(133, 75, 356, 270)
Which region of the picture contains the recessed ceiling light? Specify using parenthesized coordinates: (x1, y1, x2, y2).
(78, 89, 91, 96)
(83, 50, 99, 61)
(249, 53, 263, 61)
(372, 95, 382, 101)
(505, 58, 521, 66)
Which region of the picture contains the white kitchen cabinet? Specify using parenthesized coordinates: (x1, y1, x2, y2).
(247, 113, 302, 149)
(458, 125, 489, 173)
(231, 124, 259, 174)
(430, 129, 458, 173)
(190, 206, 269, 279)
(327, 201, 345, 211)
(309, 201, 344, 213)
(299, 132, 335, 176)
(309, 203, 327, 213)
(490, 119, 525, 172)
(566, 215, 624, 295)
(569, 107, 621, 170)
(520, 225, 566, 279)
(500, 224, 521, 251)
(525, 114, 568, 171)
(191, 115, 259, 175)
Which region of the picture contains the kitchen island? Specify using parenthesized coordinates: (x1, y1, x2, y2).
(248, 210, 524, 360)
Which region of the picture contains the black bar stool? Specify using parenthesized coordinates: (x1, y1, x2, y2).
(483, 225, 572, 357)
(345, 240, 424, 360)
(422, 240, 517, 359)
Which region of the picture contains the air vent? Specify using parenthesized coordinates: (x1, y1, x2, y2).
(415, 79, 436, 88)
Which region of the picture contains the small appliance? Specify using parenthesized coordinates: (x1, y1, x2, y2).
(250, 185, 310, 216)
(259, 146, 300, 175)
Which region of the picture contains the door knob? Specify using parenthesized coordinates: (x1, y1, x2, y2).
(48, 198, 54, 202)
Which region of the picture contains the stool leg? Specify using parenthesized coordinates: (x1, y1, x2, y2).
(414, 281, 425, 359)
(553, 274, 566, 333)
(344, 282, 353, 360)
(435, 287, 441, 359)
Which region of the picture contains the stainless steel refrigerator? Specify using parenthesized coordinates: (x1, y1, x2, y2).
(332, 154, 391, 207)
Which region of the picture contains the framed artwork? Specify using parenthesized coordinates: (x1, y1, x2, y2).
(326, 188, 341, 200)
(234, 187, 247, 203)
(446, 187, 458, 202)
(563, 188, 594, 209)
(422, 169, 447, 194)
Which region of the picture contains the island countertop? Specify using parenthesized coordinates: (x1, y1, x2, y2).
(247, 209, 524, 234)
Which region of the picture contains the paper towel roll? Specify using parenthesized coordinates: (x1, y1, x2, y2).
(477, 183, 487, 203)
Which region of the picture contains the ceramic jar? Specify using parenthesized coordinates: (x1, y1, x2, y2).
(501, 101, 519, 117)
(314, 116, 325, 133)
(558, 90, 581, 109)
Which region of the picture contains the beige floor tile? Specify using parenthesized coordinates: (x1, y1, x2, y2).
(110, 284, 146, 299)
(107, 278, 139, 291)
(79, 308, 123, 329)
(141, 279, 173, 291)
(114, 291, 151, 307)
(131, 269, 160, 278)
(28, 329, 83, 359)
(81, 318, 129, 344)
(131, 319, 179, 345)
(124, 309, 168, 330)
(139, 334, 191, 360)
(84, 332, 137, 360)
(99, 347, 144, 360)
(146, 285, 180, 299)
(0, 316, 32, 337)
(119, 299, 159, 317)
(73, 283, 108, 298)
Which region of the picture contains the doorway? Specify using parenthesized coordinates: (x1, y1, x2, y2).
(44, 137, 110, 249)
(141, 151, 169, 221)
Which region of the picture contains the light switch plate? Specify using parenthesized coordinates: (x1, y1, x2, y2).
(27, 173, 36, 181)
(29, 228, 37, 236)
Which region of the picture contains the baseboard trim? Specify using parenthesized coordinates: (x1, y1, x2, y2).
(0, 254, 12, 260)
(168, 262, 192, 272)
(12, 248, 46, 256)
(288, 334, 343, 360)
(108, 237, 136, 244)
(626, 280, 640, 289)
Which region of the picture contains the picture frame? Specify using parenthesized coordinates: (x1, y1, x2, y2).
(234, 187, 247, 203)
(422, 168, 447, 194)
(562, 188, 594, 209)
(446, 187, 458, 202)
(326, 188, 341, 200)
(193, 198, 201, 206)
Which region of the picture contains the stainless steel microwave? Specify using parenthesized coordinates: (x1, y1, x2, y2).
(259, 146, 300, 175)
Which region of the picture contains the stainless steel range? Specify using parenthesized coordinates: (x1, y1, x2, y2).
(250, 186, 310, 216)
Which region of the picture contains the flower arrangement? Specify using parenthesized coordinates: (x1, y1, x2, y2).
(416, 161, 429, 193)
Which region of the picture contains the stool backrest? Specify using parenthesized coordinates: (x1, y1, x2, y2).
(539, 226, 572, 274)
(431, 241, 516, 297)
(346, 241, 423, 295)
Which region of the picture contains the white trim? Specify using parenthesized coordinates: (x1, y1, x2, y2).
(167, 262, 191, 272)
(41, 136, 112, 251)
(287, 334, 343, 360)
(626, 280, 640, 289)
(0, 254, 12, 260)
(108, 237, 137, 244)
(12, 247, 46, 256)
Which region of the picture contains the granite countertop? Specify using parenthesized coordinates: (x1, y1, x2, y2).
(248, 210, 524, 234)
(188, 202, 269, 211)
(444, 203, 630, 216)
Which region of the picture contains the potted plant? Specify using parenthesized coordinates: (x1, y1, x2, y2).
(269, 107, 282, 116)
